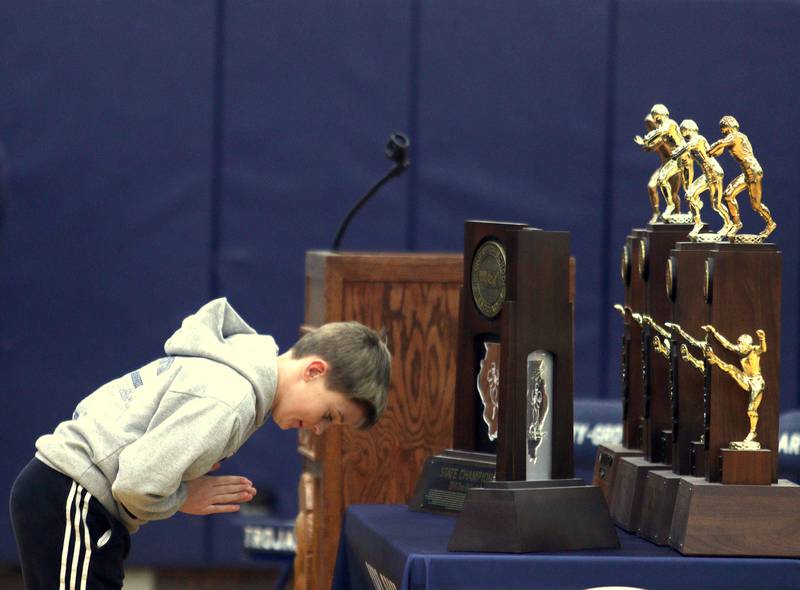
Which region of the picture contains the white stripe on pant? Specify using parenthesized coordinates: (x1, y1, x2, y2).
(59, 482, 94, 590)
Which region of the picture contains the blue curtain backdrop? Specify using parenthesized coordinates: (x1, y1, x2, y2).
(1, 0, 798, 566)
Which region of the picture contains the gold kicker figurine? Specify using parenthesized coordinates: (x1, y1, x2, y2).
(666, 322, 708, 374)
(701, 325, 767, 449)
(642, 315, 672, 358)
(625, 311, 673, 358)
(634, 104, 689, 223)
(670, 120, 733, 239)
(708, 115, 777, 240)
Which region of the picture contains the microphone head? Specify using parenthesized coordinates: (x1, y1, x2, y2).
(385, 132, 410, 167)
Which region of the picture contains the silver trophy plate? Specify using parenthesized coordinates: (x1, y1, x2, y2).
(477, 341, 501, 441)
(526, 350, 553, 480)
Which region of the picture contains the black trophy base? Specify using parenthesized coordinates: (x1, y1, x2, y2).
(670, 477, 800, 557)
(609, 456, 670, 532)
(636, 470, 682, 546)
(591, 443, 643, 504)
(448, 479, 619, 553)
(408, 449, 496, 514)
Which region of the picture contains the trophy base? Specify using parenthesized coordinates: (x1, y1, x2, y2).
(636, 470, 682, 546)
(689, 441, 707, 477)
(609, 456, 670, 532)
(408, 449, 496, 514)
(729, 439, 760, 450)
(670, 477, 800, 557)
(591, 443, 643, 503)
(448, 479, 619, 553)
(732, 233, 765, 245)
(665, 213, 694, 224)
(721, 447, 772, 485)
(693, 232, 727, 243)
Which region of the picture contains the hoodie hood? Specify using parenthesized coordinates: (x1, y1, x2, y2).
(163, 298, 278, 427)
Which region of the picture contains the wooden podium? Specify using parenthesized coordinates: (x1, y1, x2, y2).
(294, 251, 462, 590)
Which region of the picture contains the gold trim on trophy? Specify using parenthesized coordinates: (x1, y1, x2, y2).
(638, 239, 648, 279)
(621, 244, 631, 284)
(666, 257, 676, 301)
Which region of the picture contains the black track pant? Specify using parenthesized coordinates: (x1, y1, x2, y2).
(10, 459, 130, 590)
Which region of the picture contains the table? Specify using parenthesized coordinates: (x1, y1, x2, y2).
(332, 505, 800, 590)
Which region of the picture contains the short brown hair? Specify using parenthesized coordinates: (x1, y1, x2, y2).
(291, 322, 391, 429)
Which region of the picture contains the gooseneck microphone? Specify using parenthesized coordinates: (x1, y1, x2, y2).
(331, 132, 410, 251)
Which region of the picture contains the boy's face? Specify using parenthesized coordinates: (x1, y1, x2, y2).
(272, 358, 367, 434)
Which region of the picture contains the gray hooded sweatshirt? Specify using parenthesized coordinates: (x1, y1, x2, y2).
(35, 298, 278, 533)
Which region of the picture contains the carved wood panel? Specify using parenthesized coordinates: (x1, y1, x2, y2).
(341, 280, 459, 506)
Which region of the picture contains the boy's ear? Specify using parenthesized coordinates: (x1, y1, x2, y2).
(303, 358, 328, 381)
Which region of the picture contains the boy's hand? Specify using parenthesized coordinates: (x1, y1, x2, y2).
(179, 475, 257, 516)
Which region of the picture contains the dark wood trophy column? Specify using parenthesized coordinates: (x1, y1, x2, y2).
(666, 242, 800, 557)
(592, 237, 645, 501)
(601, 222, 692, 533)
(445, 220, 617, 553)
(636, 239, 714, 545)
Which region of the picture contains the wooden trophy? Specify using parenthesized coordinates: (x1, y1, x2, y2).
(613, 110, 800, 555)
(604, 104, 702, 530)
(666, 241, 800, 557)
(635, 240, 716, 545)
(603, 223, 691, 533)
(446, 220, 618, 553)
(591, 238, 645, 503)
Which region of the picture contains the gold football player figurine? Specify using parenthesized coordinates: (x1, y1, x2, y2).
(670, 120, 732, 239)
(708, 116, 776, 240)
(634, 104, 687, 222)
(666, 322, 708, 373)
(680, 344, 706, 374)
(641, 315, 672, 358)
(701, 325, 767, 449)
(652, 335, 670, 358)
(627, 312, 672, 357)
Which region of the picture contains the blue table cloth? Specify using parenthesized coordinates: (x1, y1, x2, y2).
(333, 504, 800, 590)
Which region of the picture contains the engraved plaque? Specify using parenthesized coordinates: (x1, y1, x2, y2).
(408, 450, 496, 514)
(470, 240, 506, 318)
